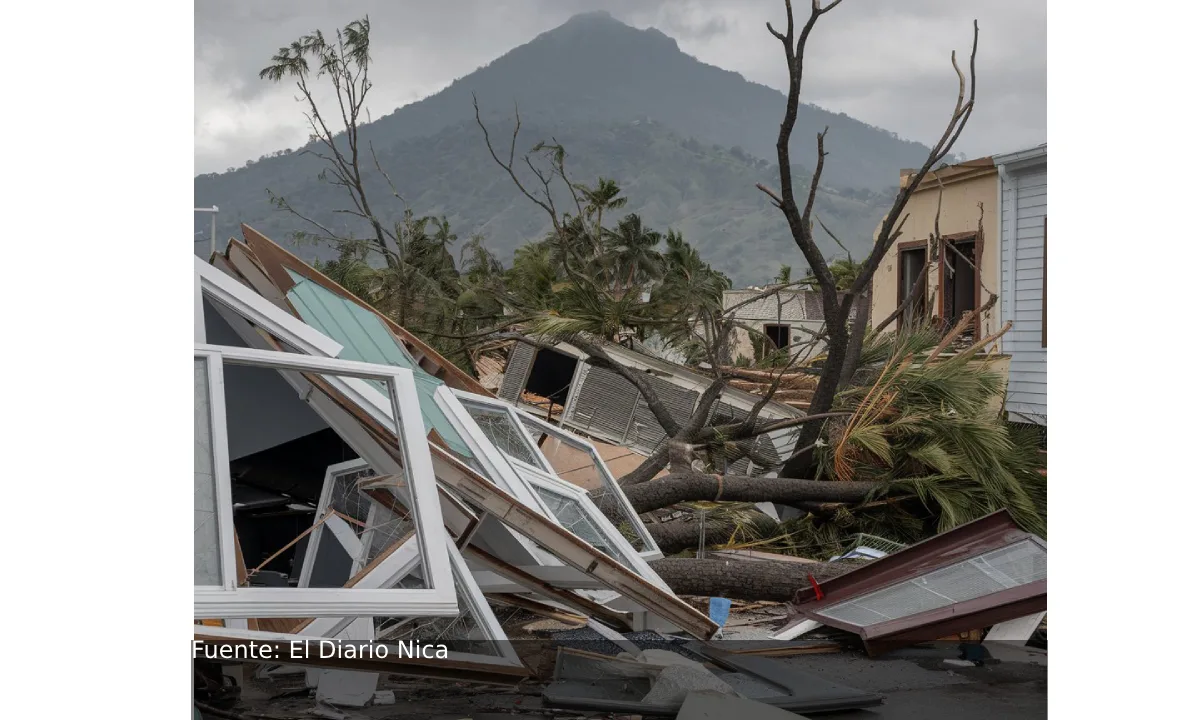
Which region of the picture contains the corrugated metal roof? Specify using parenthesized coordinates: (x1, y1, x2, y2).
(286, 269, 417, 369)
(284, 271, 474, 458)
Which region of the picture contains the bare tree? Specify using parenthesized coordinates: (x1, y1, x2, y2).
(465, 95, 840, 490)
(462, 2, 1016, 556)
(755, 0, 979, 478)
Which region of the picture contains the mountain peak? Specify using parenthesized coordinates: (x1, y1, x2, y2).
(561, 10, 620, 26)
(536, 10, 679, 54)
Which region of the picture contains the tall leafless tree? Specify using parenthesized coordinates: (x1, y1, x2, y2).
(754, 0, 978, 478)
(465, 1, 985, 544)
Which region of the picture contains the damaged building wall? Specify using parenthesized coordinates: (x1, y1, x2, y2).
(721, 287, 826, 363)
(498, 339, 801, 475)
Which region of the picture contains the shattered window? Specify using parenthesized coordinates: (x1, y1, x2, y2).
(580, 455, 646, 551)
(463, 401, 543, 468)
(194, 358, 223, 586)
(520, 415, 546, 443)
(327, 467, 376, 536)
(374, 570, 504, 657)
(532, 485, 623, 565)
(325, 465, 416, 569)
(526, 424, 652, 553)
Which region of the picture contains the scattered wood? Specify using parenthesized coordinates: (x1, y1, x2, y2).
(730, 601, 781, 612)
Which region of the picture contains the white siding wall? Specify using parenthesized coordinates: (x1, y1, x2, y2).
(1000, 166, 1047, 424)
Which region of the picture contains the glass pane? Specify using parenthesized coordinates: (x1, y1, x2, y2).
(321, 459, 422, 587)
(194, 357, 223, 586)
(817, 539, 1047, 628)
(529, 429, 651, 553)
(532, 485, 628, 567)
(328, 467, 378, 536)
(464, 402, 542, 467)
(374, 566, 504, 657)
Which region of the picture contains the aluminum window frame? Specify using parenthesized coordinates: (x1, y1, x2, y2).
(292, 460, 523, 667)
(449, 390, 664, 565)
(790, 510, 1047, 655)
(296, 459, 380, 588)
(432, 385, 558, 517)
(510, 404, 662, 560)
(458, 395, 555, 473)
(193, 343, 457, 619)
(506, 460, 670, 592)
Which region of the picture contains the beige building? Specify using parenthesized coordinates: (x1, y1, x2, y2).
(869, 156, 1001, 343)
(870, 145, 1048, 426)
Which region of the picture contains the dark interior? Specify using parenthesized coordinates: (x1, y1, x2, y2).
(524, 348, 579, 406)
(224, 382, 359, 582)
(943, 239, 977, 335)
(763, 324, 790, 350)
(899, 247, 928, 324)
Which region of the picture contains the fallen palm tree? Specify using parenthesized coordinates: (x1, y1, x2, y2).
(622, 321, 1046, 574)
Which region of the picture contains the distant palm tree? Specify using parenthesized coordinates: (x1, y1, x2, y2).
(603, 213, 663, 295)
(576, 176, 628, 232)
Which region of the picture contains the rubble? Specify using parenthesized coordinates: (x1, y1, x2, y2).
(194, 227, 1047, 719)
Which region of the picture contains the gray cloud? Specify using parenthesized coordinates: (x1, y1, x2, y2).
(195, 0, 1045, 174)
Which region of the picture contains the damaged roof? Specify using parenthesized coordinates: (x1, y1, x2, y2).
(792, 509, 1046, 656)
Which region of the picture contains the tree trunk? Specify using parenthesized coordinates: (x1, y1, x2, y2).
(648, 557, 866, 603)
(839, 287, 872, 388)
(644, 518, 742, 555)
(622, 471, 878, 514)
(780, 319, 848, 478)
(618, 444, 670, 487)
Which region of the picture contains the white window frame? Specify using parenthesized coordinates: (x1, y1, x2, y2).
(451, 390, 661, 562)
(511, 405, 663, 560)
(194, 343, 457, 619)
(456, 394, 555, 474)
(206, 467, 523, 669)
(508, 460, 671, 592)
(196, 257, 342, 358)
(296, 459, 378, 588)
(433, 385, 558, 516)
(197, 260, 540, 569)
(441, 388, 666, 581)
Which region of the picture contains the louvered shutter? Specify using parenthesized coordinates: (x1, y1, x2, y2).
(626, 376, 699, 452)
(498, 342, 536, 402)
(564, 364, 640, 441)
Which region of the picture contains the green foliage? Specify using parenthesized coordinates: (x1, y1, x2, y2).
(822, 323, 1045, 537)
(828, 257, 865, 290)
(497, 177, 731, 355)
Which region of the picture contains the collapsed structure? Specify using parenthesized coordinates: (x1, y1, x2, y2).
(194, 226, 1048, 718)
(194, 226, 718, 687)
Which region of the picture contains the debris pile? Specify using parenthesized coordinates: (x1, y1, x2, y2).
(194, 227, 1047, 719)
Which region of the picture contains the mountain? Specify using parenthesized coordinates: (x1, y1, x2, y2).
(195, 11, 925, 286)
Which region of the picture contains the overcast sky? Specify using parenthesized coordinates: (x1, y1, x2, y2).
(195, 0, 1045, 175)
